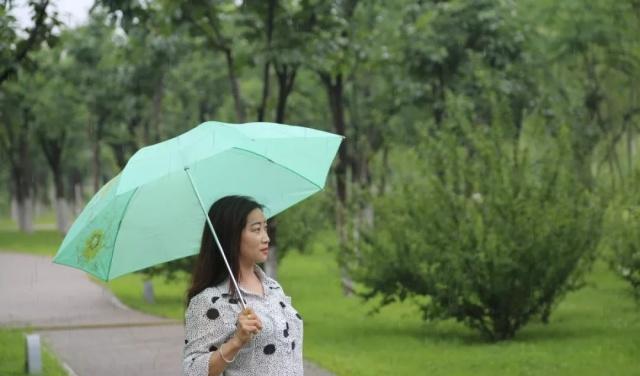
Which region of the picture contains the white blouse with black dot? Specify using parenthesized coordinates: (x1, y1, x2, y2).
(183, 266, 304, 376)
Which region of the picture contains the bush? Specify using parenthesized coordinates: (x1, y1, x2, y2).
(601, 173, 640, 299)
(348, 122, 603, 341)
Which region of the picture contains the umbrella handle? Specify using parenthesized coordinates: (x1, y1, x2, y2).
(184, 167, 247, 311)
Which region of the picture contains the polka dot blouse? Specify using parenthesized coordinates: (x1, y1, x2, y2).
(183, 266, 304, 376)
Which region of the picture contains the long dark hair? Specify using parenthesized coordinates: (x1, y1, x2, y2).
(186, 195, 263, 303)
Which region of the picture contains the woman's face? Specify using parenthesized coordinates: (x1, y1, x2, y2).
(239, 208, 270, 265)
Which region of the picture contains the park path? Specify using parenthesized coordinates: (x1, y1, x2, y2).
(0, 251, 334, 376)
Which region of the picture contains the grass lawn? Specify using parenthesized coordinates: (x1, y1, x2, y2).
(105, 272, 189, 320)
(0, 329, 67, 376)
(0, 215, 63, 256)
(1, 224, 639, 375)
(0, 229, 62, 256)
(105, 247, 640, 376)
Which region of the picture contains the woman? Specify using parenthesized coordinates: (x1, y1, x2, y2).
(183, 196, 304, 376)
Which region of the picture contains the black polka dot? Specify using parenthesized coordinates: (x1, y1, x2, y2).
(221, 293, 230, 298)
(209, 345, 218, 352)
(283, 322, 289, 338)
(206, 308, 220, 320)
(279, 301, 286, 308)
(291, 341, 296, 350)
(296, 313, 302, 320)
(228, 298, 239, 305)
(211, 296, 219, 304)
(263, 344, 276, 355)
(184, 339, 188, 344)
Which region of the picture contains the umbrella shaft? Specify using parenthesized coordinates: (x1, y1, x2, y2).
(184, 167, 247, 311)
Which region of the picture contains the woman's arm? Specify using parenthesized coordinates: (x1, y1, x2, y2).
(207, 307, 263, 376)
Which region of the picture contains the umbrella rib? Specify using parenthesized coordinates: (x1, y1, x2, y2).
(230, 147, 324, 191)
(105, 186, 140, 281)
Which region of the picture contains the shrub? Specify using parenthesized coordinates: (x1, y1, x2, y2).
(348, 122, 603, 341)
(601, 173, 640, 299)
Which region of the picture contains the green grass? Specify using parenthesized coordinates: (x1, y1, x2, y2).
(0, 211, 58, 229)
(0, 216, 63, 256)
(280, 250, 640, 376)
(107, 247, 640, 376)
(0, 329, 68, 376)
(105, 273, 189, 321)
(0, 229, 62, 256)
(2, 226, 639, 375)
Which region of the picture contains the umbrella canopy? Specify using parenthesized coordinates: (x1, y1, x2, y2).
(53, 121, 342, 282)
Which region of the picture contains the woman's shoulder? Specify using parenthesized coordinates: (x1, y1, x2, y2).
(187, 283, 229, 310)
(264, 276, 287, 295)
(255, 266, 285, 293)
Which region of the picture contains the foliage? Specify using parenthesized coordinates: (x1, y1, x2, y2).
(0, 0, 60, 85)
(348, 116, 604, 341)
(601, 171, 640, 299)
(401, 0, 528, 125)
(275, 191, 335, 257)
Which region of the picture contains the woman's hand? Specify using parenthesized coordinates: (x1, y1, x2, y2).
(234, 307, 263, 345)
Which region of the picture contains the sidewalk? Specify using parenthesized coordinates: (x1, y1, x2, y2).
(0, 252, 334, 376)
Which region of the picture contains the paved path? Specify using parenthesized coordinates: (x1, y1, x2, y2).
(0, 252, 334, 376)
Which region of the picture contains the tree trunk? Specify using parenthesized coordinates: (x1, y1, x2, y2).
(67, 169, 84, 216)
(74, 179, 84, 216)
(91, 121, 103, 193)
(224, 49, 246, 123)
(143, 280, 155, 304)
(265, 218, 279, 279)
(16, 196, 34, 234)
(55, 197, 70, 234)
(11, 110, 34, 233)
(152, 77, 164, 143)
(37, 130, 68, 233)
(52, 168, 69, 233)
(11, 197, 18, 222)
(257, 0, 277, 122)
(275, 64, 298, 123)
(12, 164, 33, 233)
(320, 72, 353, 296)
(93, 139, 101, 193)
(433, 63, 446, 126)
(321, 73, 348, 205)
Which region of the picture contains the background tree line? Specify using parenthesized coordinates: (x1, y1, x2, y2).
(1, 0, 639, 341)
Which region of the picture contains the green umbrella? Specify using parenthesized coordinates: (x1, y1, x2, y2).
(53, 121, 342, 308)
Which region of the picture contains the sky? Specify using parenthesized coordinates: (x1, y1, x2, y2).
(12, 0, 93, 29)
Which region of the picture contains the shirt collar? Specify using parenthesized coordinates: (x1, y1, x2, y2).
(238, 264, 277, 297)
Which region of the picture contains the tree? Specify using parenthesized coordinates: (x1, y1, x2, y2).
(162, 0, 249, 122)
(0, 0, 58, 85)
(0, 80, 36, 232)
(528, 0, 640, 188)
(0, 0, 58, 231)
(65, 13, 129, 193)
(28, 36, 89, 233)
